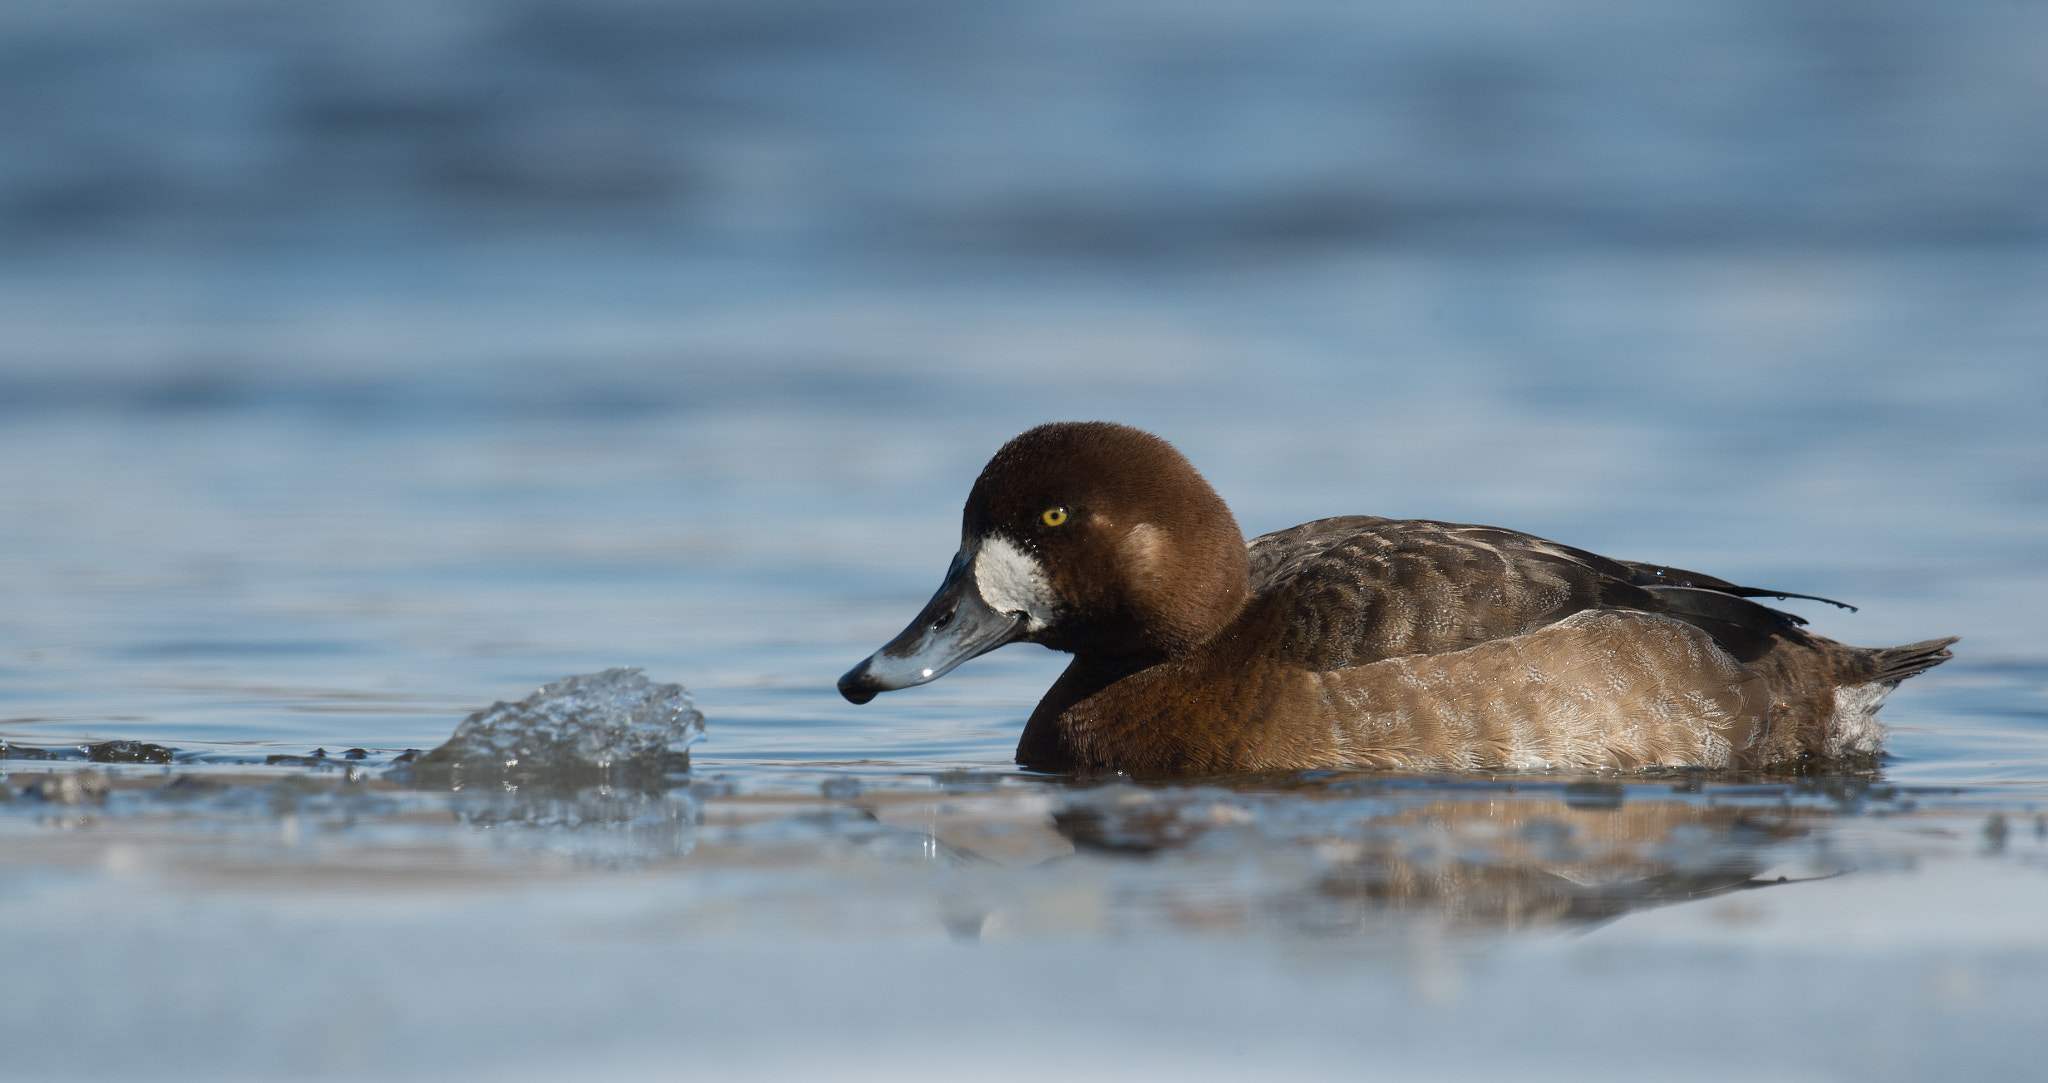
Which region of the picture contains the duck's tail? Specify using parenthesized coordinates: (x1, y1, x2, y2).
(1866, 636, 1960, 685)
(1741, 632, 1958, 767)
(1808, 635, 1960, 762)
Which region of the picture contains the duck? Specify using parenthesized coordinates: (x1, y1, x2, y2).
(838, 422, 1957, 776)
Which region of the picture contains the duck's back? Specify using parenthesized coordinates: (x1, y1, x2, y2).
(1246, 516, 1802, 666)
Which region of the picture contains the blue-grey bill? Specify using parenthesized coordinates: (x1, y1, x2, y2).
(838, 548, 1026, 704)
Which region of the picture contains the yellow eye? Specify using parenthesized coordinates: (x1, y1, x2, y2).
(1040, 507, 1068, 527)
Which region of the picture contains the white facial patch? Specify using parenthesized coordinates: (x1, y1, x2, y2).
(974, 535, 1059, 631)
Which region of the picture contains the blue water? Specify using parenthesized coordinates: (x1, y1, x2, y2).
(3, 246, 2041, 776)
(3, 3, 2047, 1078)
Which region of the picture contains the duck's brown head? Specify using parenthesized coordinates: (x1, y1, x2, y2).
(838, 422, 1249, 704)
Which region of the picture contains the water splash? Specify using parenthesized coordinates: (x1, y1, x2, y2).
(402, 668, 703, 789)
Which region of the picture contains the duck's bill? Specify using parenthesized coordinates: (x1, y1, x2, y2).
(838, 550, 1026, 704)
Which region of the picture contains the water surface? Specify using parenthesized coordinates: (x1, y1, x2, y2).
(3, 1, 2047, 1077)
(3, 244, 2044, 1080)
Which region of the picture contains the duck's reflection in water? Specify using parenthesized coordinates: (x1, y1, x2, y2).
(1050, 781, 1815, 935)
(402, 768, 1836, 940)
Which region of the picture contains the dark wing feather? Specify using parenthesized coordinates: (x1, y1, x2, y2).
(1618, 561, 1856, 614)
(1636, 585, 1795, 662)
(1246, 517, 1833, 669)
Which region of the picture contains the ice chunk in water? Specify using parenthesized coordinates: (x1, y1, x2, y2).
(406, 668, 703, 788)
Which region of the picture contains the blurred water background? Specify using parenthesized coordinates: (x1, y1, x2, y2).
(2, 2, 2046, 1079)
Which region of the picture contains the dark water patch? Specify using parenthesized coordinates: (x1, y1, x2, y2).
(0, 740, 85, 762)
(0, 359, 953, 425)
(5, 0, 2045, 251)
(1563, 782, 1626, 810)
(120, 639, 367, 659)
(86, 740, 174, 764)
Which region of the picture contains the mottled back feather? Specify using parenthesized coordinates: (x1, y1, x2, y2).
(1245, 516, 1809, 669)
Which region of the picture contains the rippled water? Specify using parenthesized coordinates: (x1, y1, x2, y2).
(3, 243, 2044, 1079)
(5, 1, 2048, 1077)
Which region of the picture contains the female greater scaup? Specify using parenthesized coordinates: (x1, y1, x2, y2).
(839, 422, 1956, 775)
